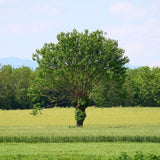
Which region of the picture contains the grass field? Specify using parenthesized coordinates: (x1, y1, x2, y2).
(1, 142, 160, 160)
(1, 107, 160, 126)
(0, 107, 160, 159)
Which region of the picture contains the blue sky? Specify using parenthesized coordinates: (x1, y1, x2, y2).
(0, 0, 160, 67)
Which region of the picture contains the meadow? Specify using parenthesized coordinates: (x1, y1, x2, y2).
(0, 107, 160, 159)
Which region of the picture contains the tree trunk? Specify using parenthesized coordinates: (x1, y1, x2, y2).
(76, 119, 84, 127)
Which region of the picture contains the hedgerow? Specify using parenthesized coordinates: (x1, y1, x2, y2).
(0, 135, 160, 143)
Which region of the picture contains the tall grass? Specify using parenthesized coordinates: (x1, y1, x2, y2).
(1, 107, 160, 159)
(0, 107, 160, 126)
(0, 143, 160, 160)
(0, 107, 160, 143)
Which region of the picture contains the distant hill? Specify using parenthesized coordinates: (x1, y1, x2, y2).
(125, 63, 142, 69)
(0, 57, 140, 70)
(0, 57, 38, 70)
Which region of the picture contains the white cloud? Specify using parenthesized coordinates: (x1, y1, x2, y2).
(105, 19, 160, 66)
(109, 2, 147, 19)
(29, 2, 63, 15)
(0, 1, 63, 34)
(0, 1, 63, 19)
(146, 19, 160, 39)
(149, 62, 160, 68)
(0, 0, 15, 4)
(105, 24, 146, 45)
(0, 21, 56, 34)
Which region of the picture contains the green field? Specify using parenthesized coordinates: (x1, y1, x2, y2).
(0, 107, 160, 159)
(1, 107, 160, 126)
(1, 142, 160, 160)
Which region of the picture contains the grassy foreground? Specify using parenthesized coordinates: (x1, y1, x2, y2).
(1, 142, 160, 160)
(0, 107, 160, 143)
(0, 107, 160, 159)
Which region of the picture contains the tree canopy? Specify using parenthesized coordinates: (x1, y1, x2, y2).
(32, 29, 129, 126)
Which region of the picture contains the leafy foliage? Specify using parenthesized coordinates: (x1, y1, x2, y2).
(1, 65, 160, 109)
(0, 65, 34, 109)
(124, 66, 160, 106)
(33, 30, 128, 107)
(32, 29, 129, 126)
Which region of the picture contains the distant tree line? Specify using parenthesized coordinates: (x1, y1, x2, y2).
(0, 64, 160, 110)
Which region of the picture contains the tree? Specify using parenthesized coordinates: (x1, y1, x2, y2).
(0, 65, 34, 109)
(12, 66, 34, 109)
(123, 68, 142, 106)
(0, 65, 16, 109)
(33, 29, 129, 126)
(90, 70, 127, 107)
(28, 69, 71, 111)
(124, 67, 160, 107)
(150, 67, 160, 106)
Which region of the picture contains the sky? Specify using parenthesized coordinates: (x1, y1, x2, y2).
(0, 0, 160, 67)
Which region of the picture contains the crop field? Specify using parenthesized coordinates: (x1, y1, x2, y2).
(0, 107, 160, 159)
